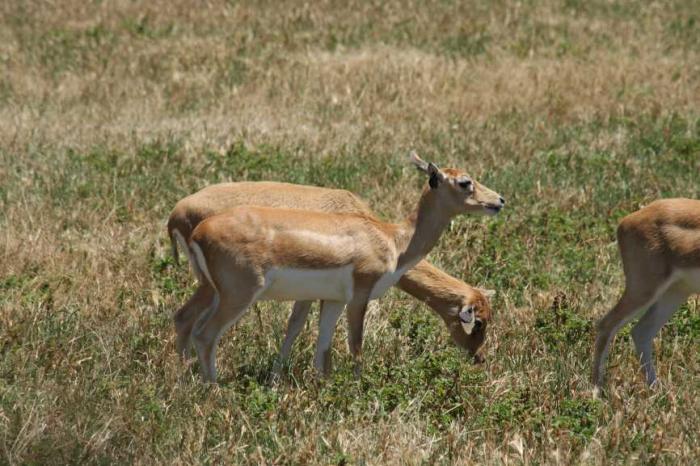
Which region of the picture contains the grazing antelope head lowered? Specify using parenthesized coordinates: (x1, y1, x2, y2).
(455, 288, 494, 359)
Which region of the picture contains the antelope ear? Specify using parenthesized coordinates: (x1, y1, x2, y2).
(427, 162, 445, 189)
(409, 151, 430, 173)
(476, 288, 496, 300)
(409, 151, 444, 189)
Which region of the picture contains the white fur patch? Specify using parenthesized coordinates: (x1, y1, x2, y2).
(172, 228, 187, 254)
(173, 228, 197, 277)
(190, 241, 215, 286)
(462, 322, 476, 335)
(260, 266, 355, 302)
(459, 306, 476, 335)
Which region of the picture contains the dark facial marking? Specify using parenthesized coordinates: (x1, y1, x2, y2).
(429, 172, 439, 189)
(458, 179, 472, 190)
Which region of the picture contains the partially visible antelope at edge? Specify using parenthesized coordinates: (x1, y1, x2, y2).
(168, 180, 495, 374)
(182, 153, 505, 382)
(593, 199, 700, 393)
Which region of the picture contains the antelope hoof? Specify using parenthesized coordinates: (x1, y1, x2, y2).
(592, 386, 603, 400)
(272, 358, 285, 377)
(314, 350, 332, 378)
(648, 378, 662, 391)
(353, 362, 363, 379)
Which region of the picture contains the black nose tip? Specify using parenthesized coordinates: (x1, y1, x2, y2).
(499, 196, 505, 205)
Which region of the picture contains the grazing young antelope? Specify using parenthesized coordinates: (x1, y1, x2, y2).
(184, 153, 504, 382)
(168, 180, 494, 370)
(592, 199, 700, 391)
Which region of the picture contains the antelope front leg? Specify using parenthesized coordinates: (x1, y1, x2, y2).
(274, 300, 313, 374)
(313, 301, 346, 376)
(346, 297, 369, 378)
(592, 287, 658, 392)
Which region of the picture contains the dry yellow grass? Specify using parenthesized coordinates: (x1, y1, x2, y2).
(2, 0, 698, 154)
(1, 0, 699, 464)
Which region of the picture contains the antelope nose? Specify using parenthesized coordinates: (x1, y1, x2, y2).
(499, 196, 506, 206)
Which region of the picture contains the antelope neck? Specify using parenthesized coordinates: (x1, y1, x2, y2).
(391, 188, 453, 270)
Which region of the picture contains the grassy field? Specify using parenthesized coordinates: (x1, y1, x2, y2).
(1, 0, 699, 463)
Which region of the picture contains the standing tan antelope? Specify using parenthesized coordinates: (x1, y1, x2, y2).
(592, 199, 700, 392)
(168, 181, 495, 371)
(184, 153, 504, 382)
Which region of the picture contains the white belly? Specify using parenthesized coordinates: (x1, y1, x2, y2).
(259, 266, 354, 302)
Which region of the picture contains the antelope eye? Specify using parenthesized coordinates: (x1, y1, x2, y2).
(458, 179, 472, 190)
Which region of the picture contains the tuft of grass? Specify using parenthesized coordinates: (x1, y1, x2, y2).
(535, 292, 593, 351)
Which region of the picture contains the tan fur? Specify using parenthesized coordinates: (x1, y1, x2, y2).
(185, 154, 504, 382)
(592, 198, 700, 391)
(170, 182, 496, 364)
(167, 181, 373, 264)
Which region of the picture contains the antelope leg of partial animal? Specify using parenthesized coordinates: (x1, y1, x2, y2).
(631, 285, 688, 386)
(592, 288, 658, 389)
